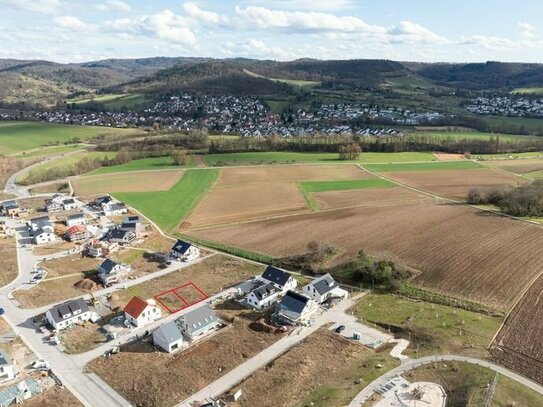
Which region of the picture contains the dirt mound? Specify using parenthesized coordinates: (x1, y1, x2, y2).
(74, 278, 99, 291)
(249, 319, 281, 334)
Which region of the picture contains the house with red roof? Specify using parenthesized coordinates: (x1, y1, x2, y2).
(65, 225, 89, 242)
(123, 296, 161, 328)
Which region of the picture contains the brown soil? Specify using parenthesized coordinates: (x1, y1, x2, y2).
(88, 312, 283, 407)
(33, 241, 78, 257)
(73, 278, 99, 291)
(39, 254, 101, 279)
(489, 158, 543, 175)
(433, 153, 465, 161)
(188, 202, 543, 310)
(13, 275, 86, 308)
(491, 274, 543, 384)
(23, 386, 85, 407)
(0, 238, 17, 287)
(384, 168, 525, 200)
(29, 181, 69, 195)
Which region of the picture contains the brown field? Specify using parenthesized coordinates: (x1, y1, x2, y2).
(23, 386, 85, 407)
(88, 308, 284, 407)
(38, 254, 101, 279)
(188, 202, 543, 310)
(29, 181, 69, 195)
(0, 238, 18, 288)
(433, 153, 465, 161)
(71, 170, 183, 195)
(384, 168, 524, 200)
(491, 274, 543, 384)
(488, 158, 543, 175)
(226, 329, 398, 407)
(13, 275, 89, 308)
(313, 186, 430, 210)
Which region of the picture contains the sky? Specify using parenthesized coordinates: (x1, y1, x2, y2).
(1, 0, 543, 63)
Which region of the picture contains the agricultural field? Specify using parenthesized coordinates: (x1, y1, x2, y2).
(204, 151, 436, 166)
(225, 329, 398, 407)
(0, 121, 134, 155)
(114, 169, 219, 231)
(88, 305, 284, 407)
(408, 130, 535, 142)
(71, 169, 183, 195)
(185, 164, 370, 228)
(484, 158, 543, 176)
(363, 160, 482, 172)
(29, 181, 70, 195)
(299, 178, 394, 193)
(0, 238, 18, 288)
(354, 293, 502, 357)
(491, 274, 543, 385)
(11, 144, 85, 158)
(87, 155, 193, 175)
(381, 168, 525, 200)
(187, 201, 543, 310)
(71, 93, 150, 110)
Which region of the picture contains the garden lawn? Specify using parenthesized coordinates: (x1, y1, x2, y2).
(88, 156, 194, 175)
(113, 169, 219, 231)
(299, 178, 394, 193)
(364, 160, 482, 172)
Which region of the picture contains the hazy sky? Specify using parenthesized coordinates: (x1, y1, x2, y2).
(1, 0, 543, 63)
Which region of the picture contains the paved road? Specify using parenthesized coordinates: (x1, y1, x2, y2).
(347, 354, 543, 407)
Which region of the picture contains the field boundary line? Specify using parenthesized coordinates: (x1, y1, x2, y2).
(478, 160, 537, 181)
(297, 182, 320, 212)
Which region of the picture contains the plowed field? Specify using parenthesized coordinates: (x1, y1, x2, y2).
(488, 158, 543, 175)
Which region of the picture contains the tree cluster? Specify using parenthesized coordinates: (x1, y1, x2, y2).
(338, 143, 362, 160)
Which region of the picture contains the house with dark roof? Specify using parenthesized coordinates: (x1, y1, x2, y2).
(45, 298, 91, 330)
(153, 321, 184, 353)
(246, 282, 280, 309)
(44, 198, 62, 213)
(123, 297, 161, 328)
(302, 274, 348, 304)
(274, 291, 317, 325)
(1, 201, 20, 217)
(33, 226, 56, 245)
(171, 239, 200, 262)
(103, 202, 128, 216)
(176, 304, 220, 340)
(62, 198, 77, 211)
(121, 215, 143, 237)
(260, 266, 297, 292)
(0, 350, 14, 383)
(108, 228, 135, 245)
(97, 258, 131, 286)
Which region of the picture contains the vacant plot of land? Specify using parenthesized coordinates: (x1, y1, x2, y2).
(487, 158, 543, 175)
(108, 255, 260, 312)
(383, 168, 525, 200)
(313, 187, 429, 210)
(13, 274, 90, 308)
(189, 202, 543, 310)
(227, 329, 398, 407)
(38, 254, 100, 279)
(60, 322, 107, 354)
(89, 310, 283, 407)
(491, 274, 543, 385)
(0, 238, 18, 288)
(0, 121, 134, 155)
(29, 181, 70, 195)
(204, 151, 436, 166)
(72, 170, 183, 195)
(88, 155, 194, 175)
(114, 169, 219, 231)
(364, 160, 482, 172)
(355, 294, 501, 357)
(22, 386, 85, 407)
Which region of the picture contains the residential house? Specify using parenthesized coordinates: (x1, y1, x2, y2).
(302, 274, 348, 304)
(153, 321, 183, 353)
(177, 304, 220, 341)
(260, 266, 297, 292)
(65, 212, 85, 227)
(33, 226, 56, 245)
(62, 198, 77, 211)
(246, 282, 281, 310)
(123, 297, 161, 328)
(103, 202, 128, 217)
(86, 243, 103, 258)
(28, 216, 52, 234)
(0, 351, 14, 383)
(44, 198, 62, 213)
(97, 258, 131, 286)
(45, 298, 91, 330)
(95, 196, 113, 206)
(121, 215, 143, 238)
(171, 239, 200, 262)
(65, 225, 89, 242)
(0, 377, 41, 406)
(274, 291, 318, 326)
(108, 228, 135, 245)
(1, 201, 20, 217)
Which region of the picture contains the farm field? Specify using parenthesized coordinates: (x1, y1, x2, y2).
(11, 144, 85, 158)
(204, 151, 436, 166)
(408, 130, 535, 142)
(88, 306, 284, 407)
(299, 178, 394, 192)
(354, 293, 502, 357)
(485, 158, 543, 175)
(114, 169, 219, 231)
(225, 329, 398, 407)
(71, 169, 183, 195)
(0, 121, 134, 155)
(87, 155, 193, 175)
(185, 164, 370, 228)
(382, 168, 525, 200)
(187, 202, 543, 310)
(491, 274, 543, 385)
(363, 160, 482, 172)
(71, 93, 150, 110)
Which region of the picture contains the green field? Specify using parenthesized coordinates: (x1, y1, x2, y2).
(354, 293, 501, 357)
(364, 160, 482, 172)
(11, 144, 85, 158)
(204, 151, 436, 165)
(299, 178, 394, 193)
(114, 169, 219, 231)
(483, 115, 543, 133)
(88, 156, 194, 175)
(0, 121, 133, 155)
(475, 151, 543, 160)
(409, 130, 534, 142)
(72, 93, 150, 111)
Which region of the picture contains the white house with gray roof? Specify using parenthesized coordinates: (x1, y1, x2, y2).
(153, 321, 184, 353)
(0, 351, 14, 383)
(246, 282, 281, 310)
(45, 298, 91, 330)
(177, 304, 221, 341)
(302, 274, 347, 304)
(259, 265, 297, 293)
(274, 291, 318, 326)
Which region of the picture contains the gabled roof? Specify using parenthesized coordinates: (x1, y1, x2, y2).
(172, 239, 192, 254)
(47, 298, 89, 323)
(31, 215, 51, 224)
(277, 291, 310, 320)
(63, 198, 75, 205)
(108, 203, 126, 212)
(0, 350, 11, 366)
(2, 200, 18, 209)
(109, 229, 134, 240)
(154, 321, 183, 343)
(123, 296, 150, 319)
(177, 304, 217, 335)
(310, 273, 339, 295)
(261, 266, 291, 287)
(66, 225, 87, 235)
(99, 258, 118, 273)
(67, 212, 84, 220)
(250, 283, 277, 301)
